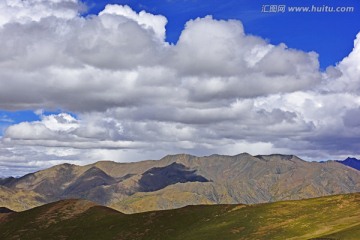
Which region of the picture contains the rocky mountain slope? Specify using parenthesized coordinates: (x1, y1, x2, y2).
(1, 193, 360, 240)
(1, 153, 360, 213)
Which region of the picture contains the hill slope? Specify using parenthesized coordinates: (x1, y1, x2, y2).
(1, 193, 360, 240)
(0, 186, 45, 211)
(1, 153, 360, 213)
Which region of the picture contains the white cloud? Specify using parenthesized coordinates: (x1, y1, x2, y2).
(3, 113, 141, 149)
(338, 33, 360, 82)
(172, 16, 320, 100)
(99, 4, 167, 41)
(0, 1, 360, 176)
(0, 0, 82, 26)
(0, 3, 322, 111)
(325, 33, 360, 92)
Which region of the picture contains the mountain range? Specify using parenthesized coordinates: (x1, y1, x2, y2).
(1, 193, 359, 240)
(0, 153, 360, 213)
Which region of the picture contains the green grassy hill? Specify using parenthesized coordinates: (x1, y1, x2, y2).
(1, 193, 360, 240)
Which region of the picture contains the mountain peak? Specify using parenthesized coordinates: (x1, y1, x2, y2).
(234, 152, 253, 157)
(162, 153, 196, 158)
(92, 160, 117, 165)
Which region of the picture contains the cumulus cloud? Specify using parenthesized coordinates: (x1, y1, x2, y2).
(337, 33, 360, 82)
(0, 0, 83, 26)
(3, 113, 142, 149)
(325, 33, 360, 92)
(99, 4, 167, 41)
(0, 0, 360, 176)
(0, 1, 322, 111)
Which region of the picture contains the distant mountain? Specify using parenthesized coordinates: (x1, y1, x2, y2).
(337, 157, 360, 171)
(1, 153, 360, 213)
(1, 193, 360, 240)
(0, 177, 17, 186)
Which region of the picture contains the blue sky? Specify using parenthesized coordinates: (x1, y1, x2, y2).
(0, 0, 360, 176)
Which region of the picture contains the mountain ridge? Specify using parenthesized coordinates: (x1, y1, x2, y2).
(1, 153, 360, 213)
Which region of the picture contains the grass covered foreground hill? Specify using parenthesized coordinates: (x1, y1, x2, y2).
(1, 193, 360, 240)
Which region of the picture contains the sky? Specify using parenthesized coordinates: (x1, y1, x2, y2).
(0, 0, 360, 177)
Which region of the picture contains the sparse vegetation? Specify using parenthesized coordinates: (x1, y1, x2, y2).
(1, 193, 359, 240)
